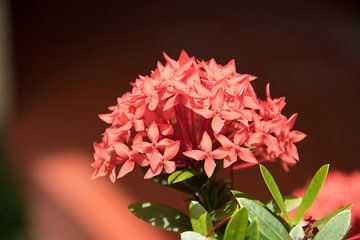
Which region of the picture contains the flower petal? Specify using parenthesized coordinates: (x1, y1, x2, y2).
(212, 88, 224, 111)
(200, 131, 213, 152)
(164, 141, 180, 160)
(212, 148, 229, 159)
(163, 161, 176, 173)
(182, 150, 207, 160)
(117, 160, 135, 178)
(144, 165, 163, 179)
(148, 122, 159, 143)
(192, 108, 214, 119)
(211, 115, 224, 134)
(237, 148, 258, 163)
(132, 141, 152, 153)
(289, 130, 307, 143)
(113, 142, 130, 158)
(216, 134, 233, 148)
(204, 157, 216, 177)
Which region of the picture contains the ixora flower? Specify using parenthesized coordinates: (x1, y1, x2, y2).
(91, 50, 306, 182)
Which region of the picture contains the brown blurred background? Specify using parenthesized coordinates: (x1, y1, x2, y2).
(1, 0, 360, 239)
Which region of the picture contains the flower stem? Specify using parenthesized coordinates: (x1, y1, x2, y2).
(206, 215, 232, 237)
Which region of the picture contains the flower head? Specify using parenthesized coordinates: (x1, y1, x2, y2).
(92, 50, 306, 181)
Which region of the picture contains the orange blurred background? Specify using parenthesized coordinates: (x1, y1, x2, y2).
(1, 1, 360, 239)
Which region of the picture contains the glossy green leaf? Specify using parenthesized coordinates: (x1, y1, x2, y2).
(245, 219, 259, 240)
(266, 196, 302, 215)
(293, 164, 329, 225)
(313, 210, 351, 240)
(224, 208, 248, 240)
(168, 169, 195, 184)
(289, 222, 305, 240)
(313, 204, 352, 228)
(181, 231, 216, 240)
(189, 201, 214, 236)
(128, 202, 191, 233)
(236, 198, 289, 240)
(259, 165, 290, 222)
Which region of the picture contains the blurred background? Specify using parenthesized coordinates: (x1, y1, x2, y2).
(1, 0, 360, 239)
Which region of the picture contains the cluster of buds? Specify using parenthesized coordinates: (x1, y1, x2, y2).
(92, 51, 306, 182)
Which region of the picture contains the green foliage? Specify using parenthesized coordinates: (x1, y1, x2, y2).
(181, 231, 217, 240)
(223, 208, 248, 240)
(236, 197, 290, 240)
(259, 165, 291, 223)
(293, 164, 329, 225)
(130, 164, 354, 240)
(313, 204, 352, 228)
(189, 201, 214, 236)
(313, 210, 351, 240)
(168, 169, 195, 184)
(289, 222, 305, 240)
(266, 196, 302, 215)
(128, 202, 191, 233)
(245, 220, 259, 240)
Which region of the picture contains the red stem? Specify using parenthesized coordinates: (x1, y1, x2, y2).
(347, 233, 360, 240)
(206, 215, 232, 237)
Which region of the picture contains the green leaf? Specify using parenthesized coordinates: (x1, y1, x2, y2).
(313, 204, 352, 228)
(189, 201, 214, 236)
(266, 196, 302, 215)
(236, 198, 289, 240)
(224, 208, 248, 240)
(245, 219, 259, 240)
(293, 164, 329, 225)
(259, 165, 291, 222)
(128, 202, 191, 233)
(181, 231, 216, 240)
(313, 210, 351, 240)
(168, 169, 195, 184)
(231, 190, 264, 206)
(289, 222, 305, 240)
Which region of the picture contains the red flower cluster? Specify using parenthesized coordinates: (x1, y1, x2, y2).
(92, 51, 306, 182)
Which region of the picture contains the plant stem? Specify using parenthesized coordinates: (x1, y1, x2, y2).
(206, 215, 232, 237)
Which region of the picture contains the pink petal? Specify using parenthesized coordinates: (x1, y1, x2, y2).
(212, 148, 229, 159)
(266, 83, 272, 102)
(113, 142, 130, 158)
(234, 131, 247, 145)
(287, 113, 298, 129)
(157, 138, 174, 148)
(98, 113, 115, 124)
(117, 160, 135, 178)
(148, 97, 159, 111)
(182, 150, 207, 160)
(244, 96, 260, 109)
(200, 131, 213, 152)
(223, 150, 238, 168)
(248, 132, 264, 145)
(148, 122, 159, 143)
(212, 88, 224, 111)
(143, 78, 154, 96)
(220, 110, 242, 121)
(164, 141, 180, 160)
(288, 142, 299, 160)
(163, 161, 176, 173)
(178, 50, 190, 65)
(163, 95, 179, 111)
(289, 130, 307, 143)
(194, 81, 210, 97)
(204, 157, 216, 177)
(132, 133, 143, 145)
(159, 123, 174, 136)
(133, 120, 145, 131)
(192, 108, 215, 119)
(118, 122, 133, 131)
(216, 134, 233, 148)
(134, 104, 147, 119)
(264, 134, 282, 155)
(132, 141, 152, 153)
(237, 148, 258, 163)
(144, 165, 163, 179)
(251, 110, 263, 132)
(134, 154, 149, 166)
(147, 150, 162, 170)
(211, 115, 224, 134)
